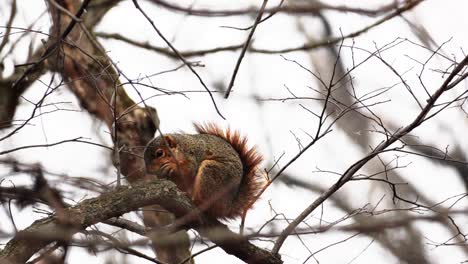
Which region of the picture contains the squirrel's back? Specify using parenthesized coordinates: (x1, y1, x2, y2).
(144, 124, 264, 219)
(194, 123, 264, 219)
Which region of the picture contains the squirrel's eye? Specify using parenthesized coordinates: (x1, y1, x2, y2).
(155, 149, 164, 158)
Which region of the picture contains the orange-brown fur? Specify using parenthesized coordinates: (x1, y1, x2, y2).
(144, 123, 264, 219)
(193, 123, 264, 218)
(145, 136, 197, 196)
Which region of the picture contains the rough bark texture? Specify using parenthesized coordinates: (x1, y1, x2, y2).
(0, 1, 283, 263)
(0, 49, 47, 129)
(0, 0, 122, 129)
(0, 180, 193, 263)
(0, 180, 282, 264)
(44, 1, 190, 262)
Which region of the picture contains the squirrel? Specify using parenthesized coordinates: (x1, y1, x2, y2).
(143, 123, 264, 219)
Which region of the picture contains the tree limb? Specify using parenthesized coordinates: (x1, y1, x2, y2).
(0, 179, 282, 264)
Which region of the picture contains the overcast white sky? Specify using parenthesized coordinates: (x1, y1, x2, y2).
(1, 0, 468, 263)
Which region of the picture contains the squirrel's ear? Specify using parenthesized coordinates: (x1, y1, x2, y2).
(164, 135, 177, 148)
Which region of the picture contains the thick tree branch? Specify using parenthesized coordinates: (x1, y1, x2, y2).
(0, 180, 192, 263)
(44, 1, 183, 263)
(0, 49, 47, 130)
(0, 179, 282, 264)
(85, 0, 125, 29)
(47, 0, 157, 181)
(0, 0, 124, 131)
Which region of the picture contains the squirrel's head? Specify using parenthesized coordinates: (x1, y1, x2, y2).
(144, 135, 179, 177)
(143, 135, 197, 192)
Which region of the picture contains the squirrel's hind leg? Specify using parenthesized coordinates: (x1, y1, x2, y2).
(192, 159, 241, 218)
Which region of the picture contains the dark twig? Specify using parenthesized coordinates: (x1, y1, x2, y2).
(0, 137, 112, 156)
(132, 0, 225, 119)
(225, 0, 268, 99)
(11, 0, 91, 90)
(148, 0, 410, 17)
(272, 54, 468, 254)
(0, 0, 17, 55)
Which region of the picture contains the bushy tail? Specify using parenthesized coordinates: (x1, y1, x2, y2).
(194, 123, 264, 218)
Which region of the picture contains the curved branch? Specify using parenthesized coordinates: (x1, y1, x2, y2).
(148, 0, 413, 17)
(272, 53, 468, 253)
(95, 0, 422, 59)
(0, 179, 282, 264)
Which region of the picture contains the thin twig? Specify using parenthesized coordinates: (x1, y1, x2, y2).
(272, 53, 468, 254)
(225, 0, 268, 99)
(132, 0, 225, 119)
(11, 0, 91, 90)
